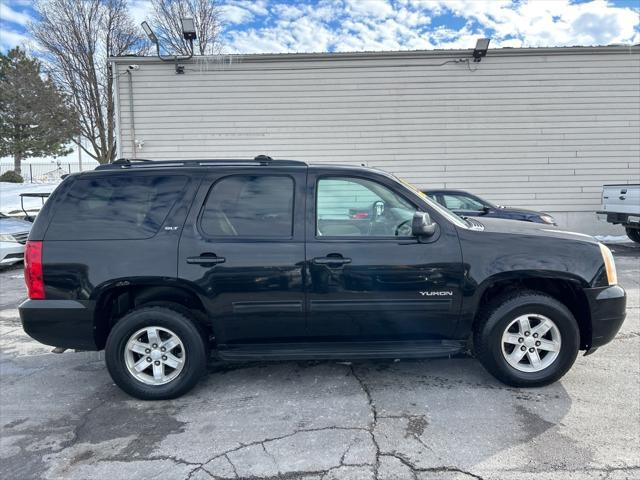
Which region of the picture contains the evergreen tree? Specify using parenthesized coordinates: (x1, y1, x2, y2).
(0, 47, 78, 174)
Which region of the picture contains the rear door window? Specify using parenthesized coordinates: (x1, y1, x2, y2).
(46, 175, 188, 240)
(199, 175, 294, 238)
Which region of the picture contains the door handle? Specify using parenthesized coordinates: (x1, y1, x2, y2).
(313, 255, 352, 266)
(186, 254, 226, 265)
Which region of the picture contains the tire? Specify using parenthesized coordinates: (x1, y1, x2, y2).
(626, 227, 640, 244)
(105, 306, 208, 400)
(473, 291, 580, 388)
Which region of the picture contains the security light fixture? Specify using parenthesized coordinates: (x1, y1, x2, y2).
(141, 21, 158, 44)
(473, 38, 490, 62)
(141, 18, 196, 74)
(181, 17, 197, 41)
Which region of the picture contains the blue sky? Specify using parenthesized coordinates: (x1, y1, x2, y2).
(1, 0, 639, 54)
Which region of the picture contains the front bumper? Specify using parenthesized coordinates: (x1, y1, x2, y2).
(19, 299, 98, 350)
(0, 241, 24, 265)
(584, 285, 627, 350)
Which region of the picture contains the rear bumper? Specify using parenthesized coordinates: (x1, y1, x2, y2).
(596, 211, 640, 227)
(19, 299, 98, 350)
(584, 285, 627, 350)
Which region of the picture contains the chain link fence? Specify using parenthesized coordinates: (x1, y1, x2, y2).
(1, 162, 96, 183)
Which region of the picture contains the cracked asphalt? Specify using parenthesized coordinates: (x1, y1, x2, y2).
(1, 244, 638, 480)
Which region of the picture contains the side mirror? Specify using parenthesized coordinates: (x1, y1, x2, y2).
(481, 206, 491, 214)
(411, 211, 437, 237)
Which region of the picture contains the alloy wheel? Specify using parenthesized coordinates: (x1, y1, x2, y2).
(501, 314, 562, 373)
(124, 326, 186, 385)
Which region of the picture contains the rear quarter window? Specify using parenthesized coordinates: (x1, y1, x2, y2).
(46, 175, 188, 240)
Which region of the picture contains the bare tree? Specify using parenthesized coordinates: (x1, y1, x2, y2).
(151, 0, 221, 55)
(31, 0, 146, 164)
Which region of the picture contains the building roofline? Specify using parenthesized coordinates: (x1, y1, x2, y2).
(109, 44, 639, 64)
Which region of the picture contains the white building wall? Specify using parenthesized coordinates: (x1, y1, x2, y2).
(112, 46, 640, 234)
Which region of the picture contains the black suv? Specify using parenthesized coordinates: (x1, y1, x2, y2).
(20, 158, 626, 400)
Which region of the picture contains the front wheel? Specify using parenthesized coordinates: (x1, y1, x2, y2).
(105, 306, 208, 400)
(626, 227, 640, 244)
(474, 291, 579, 387)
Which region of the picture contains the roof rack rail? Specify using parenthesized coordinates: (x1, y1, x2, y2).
(96, 158, 174, 170)
(111, 158, 153, 165)
(95, 156, 307, 170)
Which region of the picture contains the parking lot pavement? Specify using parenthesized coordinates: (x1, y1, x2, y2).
(0, 246, 638, 480)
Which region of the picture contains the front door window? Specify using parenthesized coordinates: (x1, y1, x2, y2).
(316, 177, 416, 237)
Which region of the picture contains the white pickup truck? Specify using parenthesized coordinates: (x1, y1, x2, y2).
(598, 184, 640, 243)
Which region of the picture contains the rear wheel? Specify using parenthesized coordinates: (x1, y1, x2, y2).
(474, 291, 579, 387)
(626, 227, 640, 244)
(105, 306, 207, 400)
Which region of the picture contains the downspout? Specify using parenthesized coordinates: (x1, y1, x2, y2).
(112, 60, 123, 160)
(126, 70, 136, 159)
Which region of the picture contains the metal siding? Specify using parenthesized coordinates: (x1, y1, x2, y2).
(114, 48, 640, 214)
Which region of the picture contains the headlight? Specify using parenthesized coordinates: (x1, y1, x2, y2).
(540, 215, 556, 225)
(0, 234, 17, 243)
(599, 243, 617, 286)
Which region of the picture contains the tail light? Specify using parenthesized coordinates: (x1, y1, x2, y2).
(24, 240, 45, 299)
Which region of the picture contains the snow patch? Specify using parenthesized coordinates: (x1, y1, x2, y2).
(0, 182, 60, 215)
(594, 235, 633, 244)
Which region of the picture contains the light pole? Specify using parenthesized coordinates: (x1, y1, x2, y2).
(141, 19, 198, 74)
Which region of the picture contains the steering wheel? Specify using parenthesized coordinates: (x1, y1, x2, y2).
(395, 219, 412, 237)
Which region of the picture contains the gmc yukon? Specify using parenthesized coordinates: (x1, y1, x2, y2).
(19, 157, 626, 400)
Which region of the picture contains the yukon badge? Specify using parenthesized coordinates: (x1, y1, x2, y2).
(419, 291, 453, 296)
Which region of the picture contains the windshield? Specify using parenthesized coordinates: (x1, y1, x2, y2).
(441, 193, 493, 211)
(393, 176, 470, 229)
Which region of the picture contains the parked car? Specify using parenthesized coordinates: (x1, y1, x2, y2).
(0, 213, 31, 265)
(423, 189, 556, 225)
(20, 157, 626, 400)
(597, 184, 640, 243)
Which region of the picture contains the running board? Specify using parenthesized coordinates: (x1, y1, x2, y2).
(216, 340, 465, 361)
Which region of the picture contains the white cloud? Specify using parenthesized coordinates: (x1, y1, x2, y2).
(308, 3, 338, 22)
(0, 27, 32, 50)
(227, 0, 269, 17)
(221, 0, 639, 55)
(345, 0, 394, 19)
(128, 0, 152, 26)
(2, 0, 637, 57)
(418, 0, 640, 48)
(227, 14, 336, 53)
(222, 4, 255, 24)
(0, 1, 34, 27)
(395, 7, 431, 27)
(272, 4, 303, 21)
